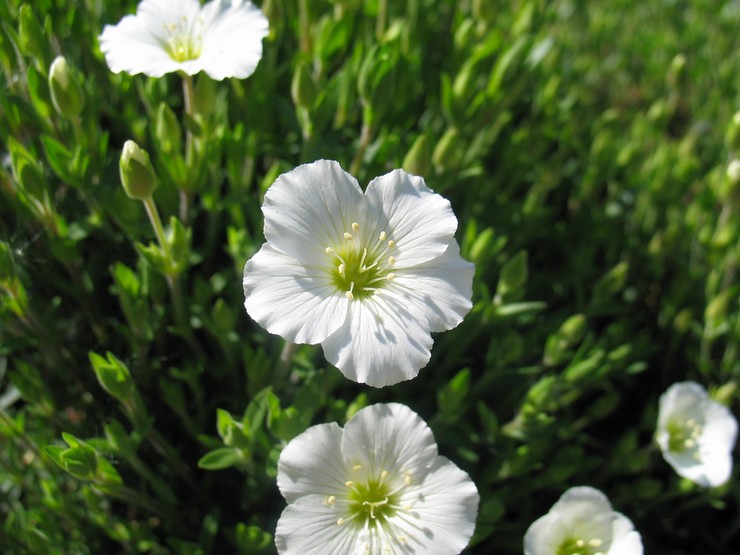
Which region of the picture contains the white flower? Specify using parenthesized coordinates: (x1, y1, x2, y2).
(656, 380, 738, 487)
(243, 160, 474, 387)
(275, 402, 479, 555)
(524, 486, 643, 555)
(99, 0, 269, 80)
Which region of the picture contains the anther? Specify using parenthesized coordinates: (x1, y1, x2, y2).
(576, 540, 585, 548)
(338, 263, 346, 277)
(353, 464, 362, 471)
(379, 231, 387, 241)
(387, 240, 395, 248)
(325, 495, 336, 506)
(345, 282, 355, 300)
(387, 273, 396, 280)
(337, 518, 345, 525)
(344, 232, 353, 240)
(388, 256, 396, 265)
(352, 222, 360, 231)
(345, 481, 354, 487)
(325, 247, 334, 254)
(588, 538, 603, 548)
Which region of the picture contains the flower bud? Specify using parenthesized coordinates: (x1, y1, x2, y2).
(726, 112, 740, 153)
(0, 240, 16, 283)
(401, 134, 431, 177)
(155, 102, 182, 155)
(48, 56, 85, 119)
(291, 61, 317, 109)
(119, 140, 158, 200)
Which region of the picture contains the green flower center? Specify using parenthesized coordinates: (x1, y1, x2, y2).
(557, 537, 606, 555)
(162, 16, 204, 62)
(667, 418, 703, 454)
(325, 222, 397, 301)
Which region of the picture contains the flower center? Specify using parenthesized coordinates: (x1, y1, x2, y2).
(556, 537, 606, 555)
(667, 418, 703, 455)
(325, 223, 397, 301)
(162, 16, 204, 62)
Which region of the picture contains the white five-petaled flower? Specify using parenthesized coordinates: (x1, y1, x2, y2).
(656, 380, 738, 487)
(275, 402, 479, 554)
(99, 0, 269, 80)
(524, 486, 643, 555)
(243, 160, 474, 387)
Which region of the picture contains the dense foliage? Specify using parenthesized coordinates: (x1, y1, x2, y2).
(1, 0, 739, 553)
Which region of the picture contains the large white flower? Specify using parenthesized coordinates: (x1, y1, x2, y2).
(99, 0, 269, 80)
(275, 402, 479, 554)
(656, 380, 738, 487)
(243, 160, 474, 387)
(524, 486, 643, 555)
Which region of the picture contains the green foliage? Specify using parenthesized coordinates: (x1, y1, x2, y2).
(1, 0, 739, 554)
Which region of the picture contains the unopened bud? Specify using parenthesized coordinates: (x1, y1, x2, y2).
(49, 56, 85, 118)
(402, 134, 431, 177)
(119, 140, 157, 200)
(155, 103, 182, 155)
(291, 61, 317, 109)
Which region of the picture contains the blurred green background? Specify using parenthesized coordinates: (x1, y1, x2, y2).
(1, 0, 739, 553)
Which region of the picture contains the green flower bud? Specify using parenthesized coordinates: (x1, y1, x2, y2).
(155, 102, 182, 155)
(727, 159, 740, 186)
(119, 140, 158, 200)
(0, 240, 16, 282)
(8, 137, 46, 199)
(291, 61, 317, 109)
(89, 352, 135, 403)
(432, 128, 465, 172)
(48, 56, 85, 119)
(666, 53, 687, 89)
(401, 134, 431, 177)
(726, 112, 740, 154)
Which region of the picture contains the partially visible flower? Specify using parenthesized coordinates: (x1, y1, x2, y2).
(99, 0, 269, 80)
(656, 380, 738, 487)
(243, 160, 474, 387)
(524, 486, 643, 555)
(275, 403, 479, 554)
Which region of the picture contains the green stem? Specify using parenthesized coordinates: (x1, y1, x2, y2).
(350, 116, 373, 176)
(276, 341, 298, 382)
(143, 196, 171, 261)
(180, 74, 197, 225)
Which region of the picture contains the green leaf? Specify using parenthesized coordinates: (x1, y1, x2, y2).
(197, 447, 245, 470)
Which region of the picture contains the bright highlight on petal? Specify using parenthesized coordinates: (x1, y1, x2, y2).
(524, 486, 643, 555)
(98, 0, 269, 80)
(242, 160, 474, 387)
(656, 380, 738, 487)
(275, 403, 479, 555)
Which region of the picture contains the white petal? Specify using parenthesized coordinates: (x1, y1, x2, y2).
(277, 422, 348, 503)
(698, 401, 738, 486)
(262, 160, 366, 266)
(321, 293, 433, 387)
(551, 486, 614, 542)
(99, 16, 183, 77)
(275, 495, 359, 555)
(390, 240, 474, 333)
(391, 456, 479, 554)
(524, 512, 570, 555)
(608, 512, 643, 555)
(365, 170, 458, 267)
(197, 0, 269, 80)
(243, 243, 348, 344)
(341, 403, 438, 480)
(657, 381, 708, 429)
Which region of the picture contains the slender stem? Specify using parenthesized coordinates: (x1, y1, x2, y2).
(276, 341, 298, 382)
(350, 118, 373, 176)
(180, 74, 197, 225)
(298, 0, 311, 54)
(376, 0, 387, 40)
(143, 196, 171, 261)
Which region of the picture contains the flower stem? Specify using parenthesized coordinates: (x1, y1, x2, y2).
(276, 341, 298, 382)
(350, 119, 373, 176)
(180, 73, 197, 225)
(143, 196, 171, 261)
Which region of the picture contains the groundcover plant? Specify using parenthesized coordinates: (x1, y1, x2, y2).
(1, 1, 739, 554)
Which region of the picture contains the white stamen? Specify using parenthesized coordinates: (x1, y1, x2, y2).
(325, 247, 334, 254)
(379, 231, 387, 241)
(352, 222, 360, 231)
(346, 283, 355, 300)
(344, 232, 353, 240)
(387, 240, 395, 248)
(388, 256, 396, 265)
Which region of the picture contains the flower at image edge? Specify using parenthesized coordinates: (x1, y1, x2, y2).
(524, 486, 643, 555)
(242, 159, 475, 387)
(275, 402, 479, 555)
(98, 0, 269, 80)
(656, 380, 738, 487)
